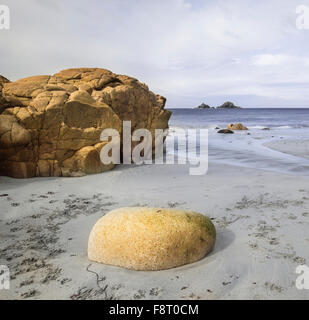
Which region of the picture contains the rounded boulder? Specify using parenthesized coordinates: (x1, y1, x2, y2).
(227, 123, 248, 130)
(88, 207, 216, 271)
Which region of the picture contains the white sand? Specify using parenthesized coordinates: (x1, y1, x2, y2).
(1, 160, 309, 300)
(265, 139, 309, 160)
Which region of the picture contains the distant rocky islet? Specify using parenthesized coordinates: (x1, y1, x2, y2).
(194, 101, 252, 133)
(196, 101, 242, 109)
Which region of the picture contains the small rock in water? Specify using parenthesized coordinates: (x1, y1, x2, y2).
(227, 123, 248, 130)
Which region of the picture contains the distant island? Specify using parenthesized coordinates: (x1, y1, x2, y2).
(217, 101, 241, 109)
(195, 101, 242, 109)
(196, 103, 212, 109)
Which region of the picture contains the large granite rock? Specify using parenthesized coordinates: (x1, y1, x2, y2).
(88, 207, 216, 271)
(0, 76, 10, 114)
(0, 68, 171, 178)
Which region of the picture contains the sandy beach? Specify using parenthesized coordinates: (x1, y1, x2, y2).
(265, 139, 309, 160)
(1, 138, 309, 300)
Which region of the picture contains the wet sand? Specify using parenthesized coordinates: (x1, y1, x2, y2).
(265, 139, 309, 160)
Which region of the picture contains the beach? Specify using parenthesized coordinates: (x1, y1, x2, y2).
(1, 136, 309, 299)
(2, 0, 309, 305)
(265, 139, 309, 160)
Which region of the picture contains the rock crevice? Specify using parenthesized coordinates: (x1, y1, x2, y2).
(0, 68, 171, 178)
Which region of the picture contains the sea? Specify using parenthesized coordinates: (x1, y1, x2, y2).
(167, 108, 309, 175)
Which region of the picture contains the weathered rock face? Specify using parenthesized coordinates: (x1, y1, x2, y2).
(88, 207, 216, 271)
(0, 68, 171, 178)
(0, 76, 10, 114)
(227, 123, 248, 130)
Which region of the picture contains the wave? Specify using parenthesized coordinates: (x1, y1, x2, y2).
(275, 125, 293, 129)
(247, 125, 269, 129)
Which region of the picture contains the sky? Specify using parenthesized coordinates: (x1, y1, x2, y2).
(1, 0, 309, 108)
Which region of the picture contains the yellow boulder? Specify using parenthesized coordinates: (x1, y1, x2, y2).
(227, 123, 248, 130)
(88, 207, 216, 271)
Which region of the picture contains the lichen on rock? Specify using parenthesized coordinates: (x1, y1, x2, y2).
(0, 68, 171, 178)
(88, 207, 216, 271)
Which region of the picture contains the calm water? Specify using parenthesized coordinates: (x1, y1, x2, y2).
(169, 108, 309, 130)
(166, 108, 309, 175)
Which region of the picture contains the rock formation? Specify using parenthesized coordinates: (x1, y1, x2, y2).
(217, 101, 241, 109)
(88, 207, 216, 271)
(0, 68, 171, 178)
(196, 103, 211, 109)
(227, 123, 248, 130)
(0, 75, 10, 114)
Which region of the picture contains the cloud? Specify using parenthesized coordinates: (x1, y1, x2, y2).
(251, 54, 289, 66)
(1, 0, 309, 107)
